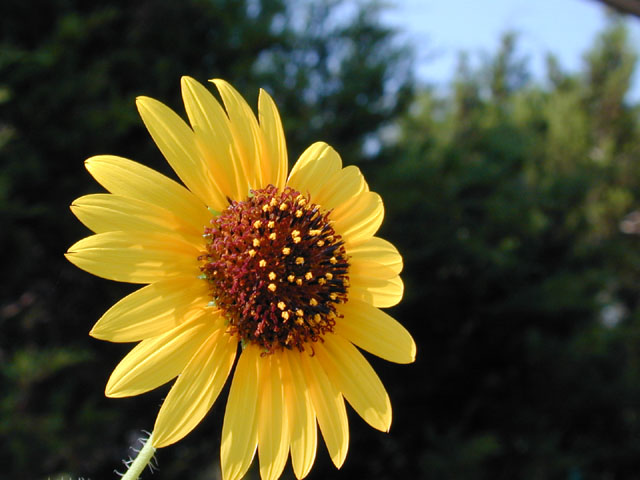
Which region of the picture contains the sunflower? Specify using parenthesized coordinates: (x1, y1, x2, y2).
(66, 77, 416, 480)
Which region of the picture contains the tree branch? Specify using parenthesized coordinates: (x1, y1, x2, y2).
(595, 0, 640, 17)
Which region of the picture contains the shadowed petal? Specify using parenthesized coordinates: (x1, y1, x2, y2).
(348, 236, 403, 278)
(350, 274, 404, 308)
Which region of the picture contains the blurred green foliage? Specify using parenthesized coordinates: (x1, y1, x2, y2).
(373, 15, 640, 480)
(3, 0, 640, 479)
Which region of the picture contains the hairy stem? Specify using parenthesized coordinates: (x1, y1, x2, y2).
(121, 433, 156, 480)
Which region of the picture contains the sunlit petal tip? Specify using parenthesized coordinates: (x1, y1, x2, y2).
(88, 324, 106, 340)
(180, 75, 196, 86)
(409, 339, 417, 363)
(105, 376, 129, 398)
(257, 88, 277, 110)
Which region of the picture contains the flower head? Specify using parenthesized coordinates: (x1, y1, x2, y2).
(66, 77, 415, 480)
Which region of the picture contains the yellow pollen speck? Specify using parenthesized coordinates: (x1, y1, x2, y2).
(268, 283, 277, 292)
(314, 313, 321, 322)
(293, 237, 301, 244)
(253, 220, 262, 228)
(296, 309, 304, 317)
(330, 257, 337, 264)
(343, 279, 349, 286)
(282, 311, 290, 320)
(305, 272, 313, 280)
(325, 272, 333, 280)
(298, 198, 307, 206)
(279, 202, 289, 211)
(267, 221, 275, 228)
(309, 298, 318, 306)
(295, 210, 303, 218)
(318, 278, 326, 285)
(326, 235, 334, 242)
(268, 271, 277, 280)
(295, 257, 304, 265)
(295, 318, 304, 325)
(288, 274, 295, 282)
(253, 238, 260, 247)
(269, 232, 277, 240)
(291, 230, 300, 238)
(282, 247, 291, 255)
(262, 204, 270, 212)
(317, 240, 325, 247)
(295, 279, 303, 286)
(270, 197, 278, 207)
(248, 249, 256, 257)
(259, 259, 267, 268)
(277, 301, 286, 310)
(309, 229, 321, 236)
(330, 293, 337, 300)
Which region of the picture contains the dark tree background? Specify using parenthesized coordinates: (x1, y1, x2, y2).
(3, 1, 640, 479)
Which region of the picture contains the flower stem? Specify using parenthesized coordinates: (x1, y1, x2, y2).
(122, 432, 156, 480)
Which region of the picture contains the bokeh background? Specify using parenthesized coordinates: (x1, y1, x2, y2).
(4, 0, 640, 478)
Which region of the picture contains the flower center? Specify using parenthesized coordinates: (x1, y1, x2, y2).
(200, 185, 349, 353)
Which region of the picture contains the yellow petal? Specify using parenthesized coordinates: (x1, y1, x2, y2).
(136, 96, 228, 212)
(105, 310, 216, 397)
(85, 155, 210, 232)
(316, 336, 391, 432)
(221, 345, 260, 480)
(350, 274, 404, 308)
(90, 277, 211, 343)
(71, 194, 201, 242)
(331, 191, 384, 247)
(153, 326, 237, 447)
(181, 76, 244, 201)
(287, 143, 342, 199)
(281, 351, 317, 479)
(311, 165, 368, 212)
(300, 350, 349, 468)
(258, 88, 288, 190)
(65, 231, 201, 284)
(335, 299, 416, 364)
(211, 79, 263, 190)
(348, 237, 403, 278)
(258, 352, 289, 480)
